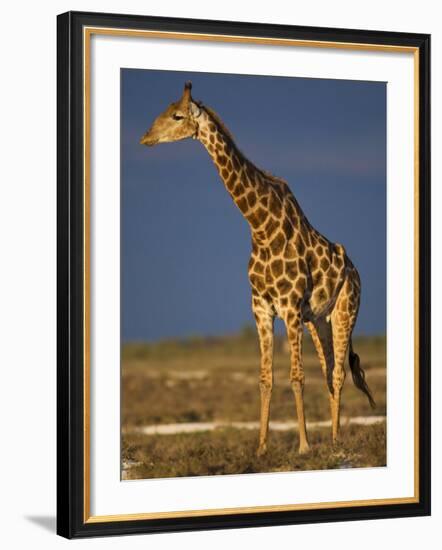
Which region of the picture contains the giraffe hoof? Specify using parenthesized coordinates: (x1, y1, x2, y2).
(256, 444, 267, 457)
(298, 442, 311, 455)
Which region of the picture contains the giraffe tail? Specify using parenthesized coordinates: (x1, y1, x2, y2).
(348, 338, 376, 409)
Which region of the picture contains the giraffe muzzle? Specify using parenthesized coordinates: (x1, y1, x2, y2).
(140, 133, 158, 146)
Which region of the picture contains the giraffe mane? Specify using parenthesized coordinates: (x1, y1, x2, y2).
(200, 102, 288, 188)
(200, 104, 237, 143)
(259, 169, 288, 187)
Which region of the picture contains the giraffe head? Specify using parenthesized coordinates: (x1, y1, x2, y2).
(140, 82, 201, 147)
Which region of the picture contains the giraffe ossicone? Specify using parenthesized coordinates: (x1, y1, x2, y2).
(140, 82, 375, 456)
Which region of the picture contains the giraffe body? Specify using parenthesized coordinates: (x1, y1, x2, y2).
(140, 82, 375, 455)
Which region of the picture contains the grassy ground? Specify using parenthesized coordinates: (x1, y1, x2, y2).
(121, 329, 386, 479)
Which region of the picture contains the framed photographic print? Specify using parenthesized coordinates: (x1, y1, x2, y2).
(57, 11, 431, 538)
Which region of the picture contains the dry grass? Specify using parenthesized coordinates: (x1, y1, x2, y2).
(121, 329, 386, 479)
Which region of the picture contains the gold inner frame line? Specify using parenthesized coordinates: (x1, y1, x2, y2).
(82, 26, 420, 524)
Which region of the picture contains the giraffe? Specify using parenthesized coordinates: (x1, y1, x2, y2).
(140, 82, 376, 456)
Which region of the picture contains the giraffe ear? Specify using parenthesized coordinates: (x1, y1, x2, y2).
(189, 101, 201, 118)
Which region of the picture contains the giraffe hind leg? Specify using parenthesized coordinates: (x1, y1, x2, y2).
(329, 272, 367, 443)
(312, 316, 335, 396)
(306, 319, 338, 444)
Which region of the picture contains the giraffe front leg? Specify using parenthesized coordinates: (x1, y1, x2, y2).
(252, 293, 274, 457)
(285, 311, 310, 455)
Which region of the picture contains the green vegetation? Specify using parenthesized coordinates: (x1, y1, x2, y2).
(122, 329, 386, 479)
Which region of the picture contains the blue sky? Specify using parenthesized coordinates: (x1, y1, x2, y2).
(121, 69, 386, 342)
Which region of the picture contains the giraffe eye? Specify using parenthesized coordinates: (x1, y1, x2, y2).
(172, 113, 184, 121)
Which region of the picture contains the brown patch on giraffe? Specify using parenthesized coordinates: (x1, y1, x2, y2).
(313, 270, 323, 286)
(298, 257, 307, 274)
(269, 232, 285, 255)
(269, 191, 282, 218)
(255, 207, 268, 225)
(286, 199, 297, 219)
(300, 220, 311, 246)
(209, 133, 215, 144)
(295, 235, 306, 256)
(261, 195, 269, 208)
(221, 168, 229, 179)
(209, 123, 216, 132)
(264, 217, 279, 239)
(267, 287, 277, 298)
(247, 191, 257, 208)
(286, 261, 297, 279)
(316, 245, 324, 257)
(233, 183, 245, 197)
(217, 155, 227, 166)
(277, 278, 292, 295)
(248, 212, 262, 230)
(258, 247, 268, 262)
(237, 197, 248, 212)
(260, 291, 272, 303)
(320, 257, 330, 271)
(264, 266, 273, 285)
(288, 292, 298, 309)
(232, 155, 240, 171)
(271, 259, 284, 278)
(254, 261, 264, 275)
(282, 218, 294, 240)
(227, 159, 233, 171)
(306, 250, 318, 271)
(316, 287, 328, 302)
(295, 276, 307, 295)
(250, 274, 265, 293)
(284, 243, 297, 259)
(334, 255, 343, 270)
(253, 230, 266, 244)
(226, 173, 236, 191)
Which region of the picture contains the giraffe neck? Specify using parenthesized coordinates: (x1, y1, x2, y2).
(195, 106, 283, 237)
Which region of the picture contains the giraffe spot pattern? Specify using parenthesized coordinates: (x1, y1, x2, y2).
(320, 257, 330, 271)
(247, 191, 257, 208)
(271, 259, 284, 278)
(254, 261, 264, 275)
(282, 218, 294, 240)
(277, 278, 292, 295)
(197, 110, 361, 364)
(270, 232, 285, 255)
(237, 197, 248, 212)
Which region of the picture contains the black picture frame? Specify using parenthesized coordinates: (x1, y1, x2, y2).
(57, 10, 431, 539)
